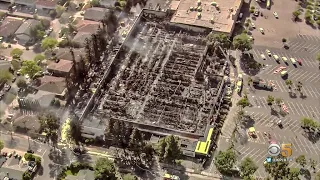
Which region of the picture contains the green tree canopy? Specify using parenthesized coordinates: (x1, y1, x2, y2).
(10, 48, 23, 59)
(264, 155, 289, 179)
(240, 157, 258, 179)
(236, 97, 250, 109)
(317, 52, 320, 62)
(232, 33, 253, 52)
(0, 70, 13, 84)
(157, 135, 181, 164)
(129, 128, 145, 156)
(315, 171, 320, 180)
(206, 33, 231, 49)
(20, 60, 41, 79)
(33, 54, 45, 63)
(41, 37, 58, 51)
(295, 155, 307, 167)
(214, 149, 237, 174)
(122, 174, 138, 180)
(267, 95, 274, 106)
(90, 0, 100, 7)
(288, 168, 300, 180)
(0, 140, 4, 152)
(16, 78, 27, 88)
(292, 10, 301, 19)
(94, 157, 117, 180)
(22, 171, 32, 180)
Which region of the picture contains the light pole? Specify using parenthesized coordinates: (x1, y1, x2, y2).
(10, 121, 13, 140)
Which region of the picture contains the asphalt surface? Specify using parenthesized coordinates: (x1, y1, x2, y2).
(216, 35, 320, 179)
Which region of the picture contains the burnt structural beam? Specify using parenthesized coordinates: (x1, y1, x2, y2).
(135, 33, 179, 122)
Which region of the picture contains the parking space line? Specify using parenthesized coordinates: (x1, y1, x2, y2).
(296, 137, 311, 153)
(286, 102, 301, 116)
(303, 86, 317, 98)
(265, 66, 279, 74)
(308, 74, 320, 83)
(308, 86, 320, 97)
(258, 114, 270, 126)
(309, 106, 320, 119)
(273, 80, 286, 92)
(298, 103, 312, 118)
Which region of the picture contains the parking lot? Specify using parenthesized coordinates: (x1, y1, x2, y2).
(245, 0, 320, 47)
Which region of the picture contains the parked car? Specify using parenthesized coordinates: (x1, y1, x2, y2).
(7, 153, 12, 158)
(282, 57, 288, 63)
(27, 150, 34, 154)
(273, 12, 279, 18)
(251, 22, 256, 28)
(254, 10, 260, 16)
(4, 84, 11, 92)
(12, 77, 16, 83)
(260, 54, 266, 60)
(266, 49, 271, 56)
(259, 28, 264, 34)
(273, 54, 279, 62)
(239, 13, 243, 19)
(290, 58, 296, 65)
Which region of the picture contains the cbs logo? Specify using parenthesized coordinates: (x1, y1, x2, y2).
(268, 143, 292, 157)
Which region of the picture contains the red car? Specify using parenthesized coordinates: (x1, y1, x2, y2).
(297, 59, 302, 65)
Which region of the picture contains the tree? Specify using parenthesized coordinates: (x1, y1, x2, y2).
(94, 157, 117, 180)
(239, 157, 258, 179)
(90, 0, 100, 6)
(33, 54, 45, 64)
(0, 70, 13, 84)
(41, 37, 58, 51)
(288, 168, 300, 180)
(157, 135, 181, 164)
(0, 140, 4, 152)
(317, 52, 320, 65)
(282, 38, 287, 43)
(20, 60, 41, 79)
(38, 112, 60, 146)
(206, 33, 231, 49)
(315, 172, 320, 180)
(267, 95, 274, 106)
(22, 171, 32, 180)
(232, 33, 253, 52)
(236, 98, 250, 109)
(295, 155, 307, 167)
(275, 98, 282, 106)
(247, 76, 253, 85)
(129, 128, 145, 156)
(214, 149, 237, 175)
(122, 174, 138, 180)
(310, 159, 317, 172)
(40, 19, 51, 29)
(55, 5, 65, 17)
(292, 10, 301, 20)
(16, 79, 27, 88)
(285, 79, 293, 89)
(10, 48, 23, 59)
(264, 155, 289, 179)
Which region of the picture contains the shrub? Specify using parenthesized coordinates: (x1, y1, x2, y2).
(22, 171, 32, 180)
(40, 19, 51, 29)
(34, 156, 41, 166)
(282, 38, 287, 42)
(24, 153, 34, 161)
(250, 6, 255, 10)
(249, 9, 254, 13)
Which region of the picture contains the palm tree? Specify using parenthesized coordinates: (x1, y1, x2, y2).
(84, 38, 93, 64)
(285, 79, 293, 89)
(275, 98, 282, 107)
(267, 95, 275, 108)
(91, 34, 99, 61)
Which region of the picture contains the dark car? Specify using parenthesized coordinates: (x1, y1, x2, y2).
(27, 150, 34, 154)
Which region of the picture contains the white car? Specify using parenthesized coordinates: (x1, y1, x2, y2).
(266, 49, 271, 56)
(259, 28, 264, 34)
(273, 12, 278, 18)
(251, 22, 256, 28)
(49, 27, 53, 32)
(260, 54, 266, 60)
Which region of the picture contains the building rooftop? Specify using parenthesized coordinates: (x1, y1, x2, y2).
(84, 7, 109, 22)
(75, 20, 100, 33)
(15, 19, 39, 35)
(36, 75, 66, 94)
(0, 16, 24, 38)
(170, 0, 242, 33)
(35, 0, 59, 7)
(47, 59, 73, 73)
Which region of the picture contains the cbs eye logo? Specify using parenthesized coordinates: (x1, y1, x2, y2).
(268, 143, 292, 157)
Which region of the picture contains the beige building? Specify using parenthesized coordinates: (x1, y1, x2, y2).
(169, 0, 243, 35)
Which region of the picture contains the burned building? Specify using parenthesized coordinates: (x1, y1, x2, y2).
(80, 10, 228, 146)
